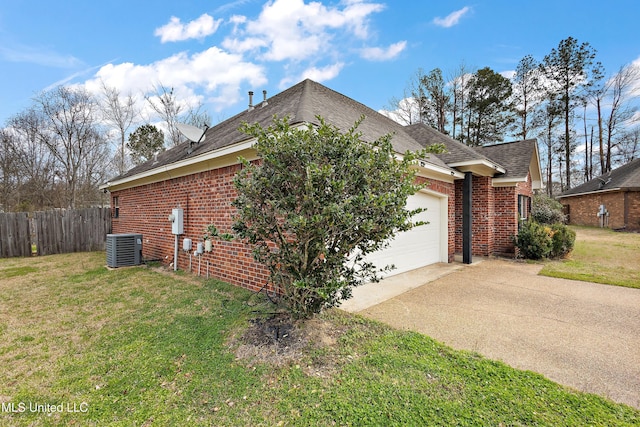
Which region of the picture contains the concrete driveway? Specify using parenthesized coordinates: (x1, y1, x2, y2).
(342, 259, 640, 409)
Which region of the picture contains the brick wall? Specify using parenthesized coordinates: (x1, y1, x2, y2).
(111, 165, 270, 292)
(629, 192, 640, 230)
(472, 176, 495, 256)
(418, 176, 456, 262)
(493, 185, 517, 256)
(561, 190, 640, 230)
(454, 173, 532, 257)
(112, 166, 458, 291)
(493, 177, 533, 256)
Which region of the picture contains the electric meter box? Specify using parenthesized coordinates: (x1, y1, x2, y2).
(171, 208, 184, 235)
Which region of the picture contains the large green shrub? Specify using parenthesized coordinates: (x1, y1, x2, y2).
(230, 116, 444, 319)
(549, 223, 576, 258)
(514, 221, 575, 260)
(513, 221, 552, 260)
(531, 194, 566, 225)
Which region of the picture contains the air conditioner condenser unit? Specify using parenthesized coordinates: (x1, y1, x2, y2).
(106, 233, 142, 267)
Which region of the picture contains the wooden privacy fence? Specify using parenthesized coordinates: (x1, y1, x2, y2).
(0, 207, 112, 258)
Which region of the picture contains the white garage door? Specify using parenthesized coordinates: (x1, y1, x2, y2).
(366, 191, 445, 278)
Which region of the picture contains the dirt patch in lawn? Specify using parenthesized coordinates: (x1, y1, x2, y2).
(231, 312, 347, 377)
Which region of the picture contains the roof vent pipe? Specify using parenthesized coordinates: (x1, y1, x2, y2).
(261, 90, 268, 107)
(248, 91, 254, 111)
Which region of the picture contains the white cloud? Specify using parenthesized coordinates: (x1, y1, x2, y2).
(378, 97, 420, 125)
(360, 41, 406, 61)
(629, 56, 640, 97)
(223, 0, 386, 61)
(155, 14, 222, 43)
(83, 47, 267, 118)
(76, 0, 400, 123)
(501, 70, 516, 79)
(301, 62, 345, 82)
(214, 0, 254, 14)
(0, 43, 82, 68)
(433, 6, 470, 28)
(278, 62, 344, 89)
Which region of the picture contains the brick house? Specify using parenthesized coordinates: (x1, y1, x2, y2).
(101, 79, 542, 292)
(557, 158, 640, 230)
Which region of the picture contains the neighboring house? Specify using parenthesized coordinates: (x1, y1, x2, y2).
(558, 158, 640, 230)
(101, 79, 542, 291)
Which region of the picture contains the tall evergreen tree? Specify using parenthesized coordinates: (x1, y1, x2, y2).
(540, 37, 603, 189)
(465, 67, 513, 146)
(417, 68, 450, 134)
(511, 55, 542, 140)
(127, 124, 165, 165)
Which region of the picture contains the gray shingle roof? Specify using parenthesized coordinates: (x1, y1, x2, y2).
(113, 79, 451, 181)
(110, 79, 538, 185)
(404, 123, 498, 165)
(560, 157, 640, 197)
(475, 139, 537, 180)
(404, 123, 537, 181)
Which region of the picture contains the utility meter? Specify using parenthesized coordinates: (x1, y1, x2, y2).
(170, 208, 184, 235)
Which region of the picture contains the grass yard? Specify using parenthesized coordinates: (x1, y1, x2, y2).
(540, 226, 640, 288)
(0, 252, 638, 426)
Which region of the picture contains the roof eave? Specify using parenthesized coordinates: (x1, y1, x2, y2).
(530, 143, 543, 190)
(448, 159, 506, 176)
(491, 176, 542, 190)
(101, 138, 257, 192)
(557, 187, 623, 199)
(412, 163, 464, 183)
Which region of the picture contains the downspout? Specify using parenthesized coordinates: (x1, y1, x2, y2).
(624, 190, 629, 229)
(463, 172, 473, 264)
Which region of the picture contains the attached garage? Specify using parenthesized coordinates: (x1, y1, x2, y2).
(366, 190, 449, 277)
(103, 79, 540, 293)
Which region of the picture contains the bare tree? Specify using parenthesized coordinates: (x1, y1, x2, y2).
(99, 80, 139, 175)
(602, 63, 640, 171)
(383, 91, 418, 125)
(617, 126, 640, 163)
(589, 78, 607, 176)
(0, 129, 19, 211)
(33, 86, 108, 208)
(449, 62, 473, 141)
(384, 70, 426, 125)
(535, 97, 563, 196)
(184, 102, 211, 129)
(75, 131, 111, 206)
(511, 55, 542, 140)
(6, 109, 59, 210)
(145, 83, 184, 147)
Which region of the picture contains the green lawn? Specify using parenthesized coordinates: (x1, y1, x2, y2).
(1, 252, 638, 426)
(540, 226, 640, 288)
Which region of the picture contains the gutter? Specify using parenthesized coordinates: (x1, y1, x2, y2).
(100, 139, 256, 191)
(556, 187, 623, 199)
(447, 159, 506, 176)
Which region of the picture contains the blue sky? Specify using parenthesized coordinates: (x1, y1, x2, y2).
(1, 0, 639, 127)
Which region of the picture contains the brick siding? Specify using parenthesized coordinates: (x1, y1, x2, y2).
(454, 173, 533, 257)
(417, 176, 456, 263)
(111, 165, 270, 292)
(561, 190, 640, 230)
(112, 167, 457, 290)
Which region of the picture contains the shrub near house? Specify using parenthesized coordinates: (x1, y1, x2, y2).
(514, 195, 575, 260)
(229, 116, 443, 318)
(102, 79, 542, 294)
